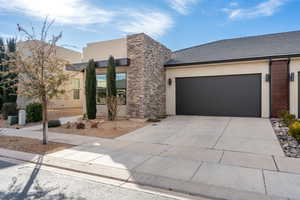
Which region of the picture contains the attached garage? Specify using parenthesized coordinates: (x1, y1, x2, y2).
(165, 61, 270, 118)
(175, 74, 261, 117)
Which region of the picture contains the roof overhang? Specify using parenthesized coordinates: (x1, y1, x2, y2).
(66, 58, 130, 71)
(164, 54, 300, 68)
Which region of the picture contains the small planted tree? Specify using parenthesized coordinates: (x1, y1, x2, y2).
(85, 59, 96, 119)
(106, 56, 117, 121)
(4, 19, 70, 144)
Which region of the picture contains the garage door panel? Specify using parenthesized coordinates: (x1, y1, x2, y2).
(176, 74, 261, 117)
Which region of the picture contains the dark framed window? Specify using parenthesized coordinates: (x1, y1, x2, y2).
(72, 79, 80, 100)
(96, 73, 126, 105)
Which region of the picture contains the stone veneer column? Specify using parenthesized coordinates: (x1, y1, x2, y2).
(127, 33, 172, 118)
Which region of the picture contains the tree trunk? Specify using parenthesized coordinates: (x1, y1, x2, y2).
(42, 95, 48, 144)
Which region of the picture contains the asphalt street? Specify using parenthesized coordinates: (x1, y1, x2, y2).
(0, 159, 200, 200)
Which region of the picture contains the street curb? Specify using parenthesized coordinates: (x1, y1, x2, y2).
(0, 148, 288, 200)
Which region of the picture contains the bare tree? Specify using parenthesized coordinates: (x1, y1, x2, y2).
(5, 19, 70, 144)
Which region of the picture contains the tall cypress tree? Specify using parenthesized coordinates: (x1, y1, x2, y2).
(85, 59, 96, 119)
(0, 37, 5, 109)
(4, 38, 17, 103)
(106, 56, 117, 121)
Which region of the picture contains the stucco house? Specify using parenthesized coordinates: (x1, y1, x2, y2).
(65, 30, 300, 119)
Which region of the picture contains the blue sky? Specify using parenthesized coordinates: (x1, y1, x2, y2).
(0, 0, 299, 52)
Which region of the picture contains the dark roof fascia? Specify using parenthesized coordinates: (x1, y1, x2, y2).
(164, 54, 300, 67)
(66, 58, 130, 71)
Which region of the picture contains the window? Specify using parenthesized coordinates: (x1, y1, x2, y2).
(72, 79, 80, 100)
(96, 73, 126, 105)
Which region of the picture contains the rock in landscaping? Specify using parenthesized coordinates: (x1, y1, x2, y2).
(271, 118, 300, 158)
(76, 122, 85, 129)
(65, 122, 72, 129)
(7, 116, 18, 126)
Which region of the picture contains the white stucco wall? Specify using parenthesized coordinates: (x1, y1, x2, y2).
(289, 58, 300, 118)
(165, 60, 270, 118)
(82, 38, 127, 62)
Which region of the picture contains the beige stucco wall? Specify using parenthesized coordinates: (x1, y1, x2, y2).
(16, 40, 83, 110)
(48, 72, 84, 109)
(165, 60, 270, 118)
(289, 58, 300, 118)
(82, 38, 127, 62)
(48, 44, 83, 109)
(17, 41, 82, 63)
(82, 67, 128, 117)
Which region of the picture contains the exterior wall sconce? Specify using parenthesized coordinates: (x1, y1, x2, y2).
(290, 72, 295, 82)
(168, 78, 172, 86)
(265, 74, 270, 82)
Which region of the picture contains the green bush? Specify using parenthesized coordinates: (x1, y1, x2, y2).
(48, 120, 61, 128)
(289, 121, 300, 141)
(278, 110, 289, 119)
(26, 103, 42, 122)
(279, 110, 296, 126)
(2, 102, 17, 120)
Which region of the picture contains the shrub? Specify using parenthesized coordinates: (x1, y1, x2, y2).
(289, 121, 300, 141)
(48, 120, 61, 128)
(2, 102, 17, 120)
(26, 103, 42, 122)
(278, 110, 296, 126)
(282, 113, 296, 127)
(278, 110, 289, 119)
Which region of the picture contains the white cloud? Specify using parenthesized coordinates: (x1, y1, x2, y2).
(166, 0, 198, 15)
(229, 2, 239, 7)
(225, 0, 288, 19)
(0, 0, 174, 38)
(119, 11, 173, 38)
(0, 0, 114, 24)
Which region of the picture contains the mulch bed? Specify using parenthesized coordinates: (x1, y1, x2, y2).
(270, 119, 300, 158)
(0, 136, 74, 155)
(49, 118, 149, 139)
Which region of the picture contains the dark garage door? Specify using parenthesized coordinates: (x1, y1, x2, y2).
(176, 74, 261, 117)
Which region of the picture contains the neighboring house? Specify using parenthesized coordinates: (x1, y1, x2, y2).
(64, 31, 300, 119)
(16, 40, 83, 110)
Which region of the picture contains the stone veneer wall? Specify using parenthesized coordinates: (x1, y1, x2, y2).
(127, 33, 172, 118)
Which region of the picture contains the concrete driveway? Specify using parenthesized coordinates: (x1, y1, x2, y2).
(117, 116, 284, 156)
(43, 116, 300, 199)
